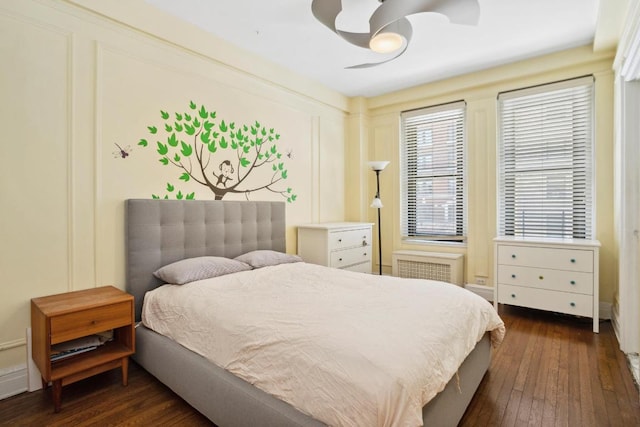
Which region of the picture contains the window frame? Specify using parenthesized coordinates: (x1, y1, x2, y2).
(400, 101, 467, 243)
(497, 76, 595, 240)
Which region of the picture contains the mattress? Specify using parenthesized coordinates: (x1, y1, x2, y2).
(142, 262, 505, 427)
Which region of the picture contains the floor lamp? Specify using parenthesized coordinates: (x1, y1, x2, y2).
(368, 161, 389, 275)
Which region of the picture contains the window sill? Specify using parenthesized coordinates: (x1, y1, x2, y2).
(401, 238, 467, 249)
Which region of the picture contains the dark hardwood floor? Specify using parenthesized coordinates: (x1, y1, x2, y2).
(1, 305, 638, 426)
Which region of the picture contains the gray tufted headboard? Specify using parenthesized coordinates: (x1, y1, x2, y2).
(125, 199, 286, 320)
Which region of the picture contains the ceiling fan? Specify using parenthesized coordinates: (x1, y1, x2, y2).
(311, 0, 480, 69)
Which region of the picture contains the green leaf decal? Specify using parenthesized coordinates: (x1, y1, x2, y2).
(208, 142, 217, 153)
(204, 121, 214, 131)
(251, 127, 257, 136)
(175, 113, 183, 121)
(176, 191, 184, 200)
(278, 163, 284, 171)
(152, 194, 159, 199)
(185, 113, 192, 121)
(175, 122, 183, 132)
(261, 128, 267, 136)
(193, 118, 201, 128)
(161, 110, 169, 120)
(243, 146, 250, 154)
(230, 122, 236, 130)
(275, 134, 280, 140)
(212, 132, 219, 139)
(186, 192, 195, 200)
(174, 153, 180, 162)
(164, 195, 169, 200)
(180, 173, 190, 182)
(240, 157, 250, 167)
(164, 124, 172, 132)
(138, 139, 148, 147)
(148, 126, 157, 134)
(281, 170, 288, 179)
(220, 136, 228, 149)
(231, 142, 238, 150)
(200, 131, 211, 144)
(277, 153, 282, 159)
(168, 133, 178, 147)
(243, 125, 248, 132)
(287, 188, 292, 193)
(189, 101, 196, 110)
(160, 157, 169, 165)
(185, 124, 195, 135)
(219, 120, 228, 132)
(167, 183, 174, 192)
(210, 112, 217, 119)
(270, 146, 277, 154)
(157, 142, 168, 155)
(291, 194, 297, 201)
(181, 141, 193, 157)
(199, 105, 208, 119)
(272, 164, 277, 171)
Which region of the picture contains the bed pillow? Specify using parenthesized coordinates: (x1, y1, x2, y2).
(234, 250, 302, 269)
(153, 256, 252, 285)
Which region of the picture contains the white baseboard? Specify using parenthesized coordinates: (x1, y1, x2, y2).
(599, 302, 612, 320)
(464, 284, 494, 301)
(0, 364, 27, 400)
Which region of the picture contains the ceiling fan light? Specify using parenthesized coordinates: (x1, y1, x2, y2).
(369, 32, 403, 53)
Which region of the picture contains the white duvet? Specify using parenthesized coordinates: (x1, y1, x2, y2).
(142, 262, 505, 427)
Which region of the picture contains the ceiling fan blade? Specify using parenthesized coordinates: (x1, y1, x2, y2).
(346, 18, 413, 69)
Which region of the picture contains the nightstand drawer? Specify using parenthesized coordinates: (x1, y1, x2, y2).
(50, 302, 131, 344)
(330, 246, 371, 268)
(328, 229, 371, 251)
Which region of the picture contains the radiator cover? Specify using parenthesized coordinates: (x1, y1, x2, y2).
(391, 250, 464, 285)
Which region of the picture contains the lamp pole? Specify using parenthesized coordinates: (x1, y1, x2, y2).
(375, 169, 382, 275)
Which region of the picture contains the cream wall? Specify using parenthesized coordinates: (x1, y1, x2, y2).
(346, 46, 618, 305)
(0, 0, 349, 372)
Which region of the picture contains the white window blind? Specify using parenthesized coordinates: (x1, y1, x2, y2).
(498, 76, 594, 239)
(401, 101, 466, 242)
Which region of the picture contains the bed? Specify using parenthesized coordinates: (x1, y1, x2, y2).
(125, 199, 504, 427)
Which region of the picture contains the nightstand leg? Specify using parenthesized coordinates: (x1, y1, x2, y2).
(52, 380, 62, 413)
(121, 357, 129, 386)
(41, 377, 48, 390)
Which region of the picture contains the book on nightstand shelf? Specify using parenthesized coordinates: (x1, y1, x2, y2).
(50, 331, 113, 361)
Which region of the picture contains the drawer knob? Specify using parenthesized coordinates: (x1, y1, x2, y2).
(511, 274, 516, 279)
(363, 253, 367, 256)
(570, 280, 576, 285)
(539, 276, 544, 280)
(339, 258, 343, 262)
(511, 254, 516, 259)
(570, 258, 576, 263)
(91, 320, 97, 325)
(362, 240, 367, 246)
(338, 239, 342, 243)
(511, 293, 516, 298)
(570, 302, 576, 307)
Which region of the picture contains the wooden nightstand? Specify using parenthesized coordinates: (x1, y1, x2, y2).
(31, 286, 135, 412)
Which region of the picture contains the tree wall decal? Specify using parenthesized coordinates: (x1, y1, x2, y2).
(137, 101, 297, 202)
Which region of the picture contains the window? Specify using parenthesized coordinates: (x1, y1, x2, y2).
(497, 76, 594, 239)
(401, 101, 466, 242)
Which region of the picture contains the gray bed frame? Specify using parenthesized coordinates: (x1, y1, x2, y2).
(125, 199, 490, 427)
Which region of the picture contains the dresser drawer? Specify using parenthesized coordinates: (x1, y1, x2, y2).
(497, 266, 593, 295)
(328, 228, 371, 251)
(498, 284, 593, 317)
(330, 246, 371, 269)
(50, 301, 132, 344)
(344, 261, 372, 273)
(497, 245, 593, 272)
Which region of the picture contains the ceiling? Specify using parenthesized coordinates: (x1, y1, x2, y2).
(144, 0, 607, 97)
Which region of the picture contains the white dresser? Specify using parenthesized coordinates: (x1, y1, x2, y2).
(297, 223, 373, 273)
(493, 237, 601, 333)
